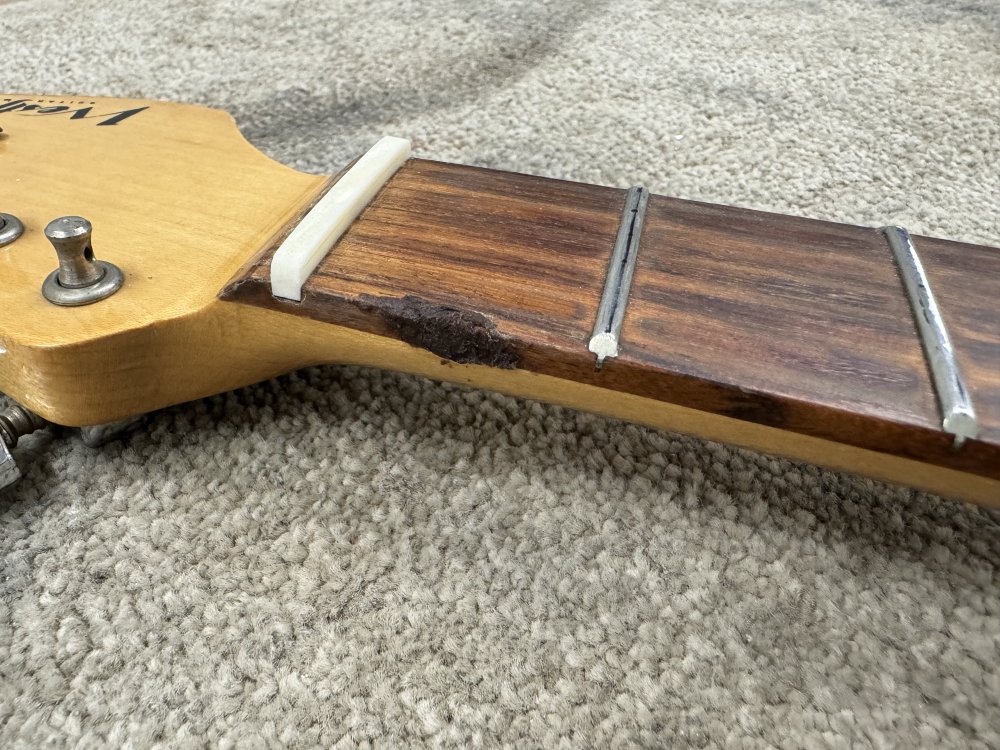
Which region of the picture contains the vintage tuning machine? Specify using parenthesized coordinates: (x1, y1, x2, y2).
(42, 216, 125, 305)
(0, 400, 146, 491)
(0, 205, 139, 489)
(0, 403, 47, 490)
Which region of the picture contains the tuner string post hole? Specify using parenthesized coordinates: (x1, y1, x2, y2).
(41, 215, 125, 306)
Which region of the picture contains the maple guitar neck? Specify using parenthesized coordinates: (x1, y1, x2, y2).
(1, 94, 996, 505)
(222, 158, 1000, 503)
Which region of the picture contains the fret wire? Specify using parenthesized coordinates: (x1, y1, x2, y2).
(588, 185, 649, 368)
(882, 226, 978, 446)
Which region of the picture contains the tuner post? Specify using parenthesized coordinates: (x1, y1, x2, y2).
(0, 212, 24, 248)
(42, 216, 125, 306)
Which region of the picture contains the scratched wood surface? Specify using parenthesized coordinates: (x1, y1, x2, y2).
(222, 158, 1000, 487)
(226, 160, 624, 365)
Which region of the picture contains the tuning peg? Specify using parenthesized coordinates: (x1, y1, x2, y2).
(42, 216, 124, 306)
(79, 414, 146, 448)
(0, 402, 147, 490)
(0, 403, 47, 490)
(0, 212, 24, 248)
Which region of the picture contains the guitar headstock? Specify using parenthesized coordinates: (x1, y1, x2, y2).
(0, 94, 326, 425)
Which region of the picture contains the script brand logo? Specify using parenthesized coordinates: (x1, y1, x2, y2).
(0, 98, 148, 126)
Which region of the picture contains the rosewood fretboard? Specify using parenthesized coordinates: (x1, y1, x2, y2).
(222, 159, 1000, 495)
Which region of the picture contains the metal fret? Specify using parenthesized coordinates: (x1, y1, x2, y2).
(588, 186, 649, 367)
(882, 226, 978, 446)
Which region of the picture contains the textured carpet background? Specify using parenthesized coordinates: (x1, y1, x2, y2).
(3, 0, 1000, 747)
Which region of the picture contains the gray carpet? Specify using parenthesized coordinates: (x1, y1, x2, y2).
(3, 0, 1000, 746)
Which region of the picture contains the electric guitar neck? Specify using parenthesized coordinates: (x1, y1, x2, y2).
(1, 94, 997, 505)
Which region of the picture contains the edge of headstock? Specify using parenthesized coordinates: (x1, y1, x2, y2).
(0, 93, 328, 423)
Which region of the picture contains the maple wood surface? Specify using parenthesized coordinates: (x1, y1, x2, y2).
(0, 93, 325, 417)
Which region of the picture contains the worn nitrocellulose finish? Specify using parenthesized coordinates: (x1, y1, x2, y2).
(2, 1, 1000, 747)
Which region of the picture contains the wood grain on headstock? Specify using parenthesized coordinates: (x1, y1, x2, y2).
(0, 94, 325, 420)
